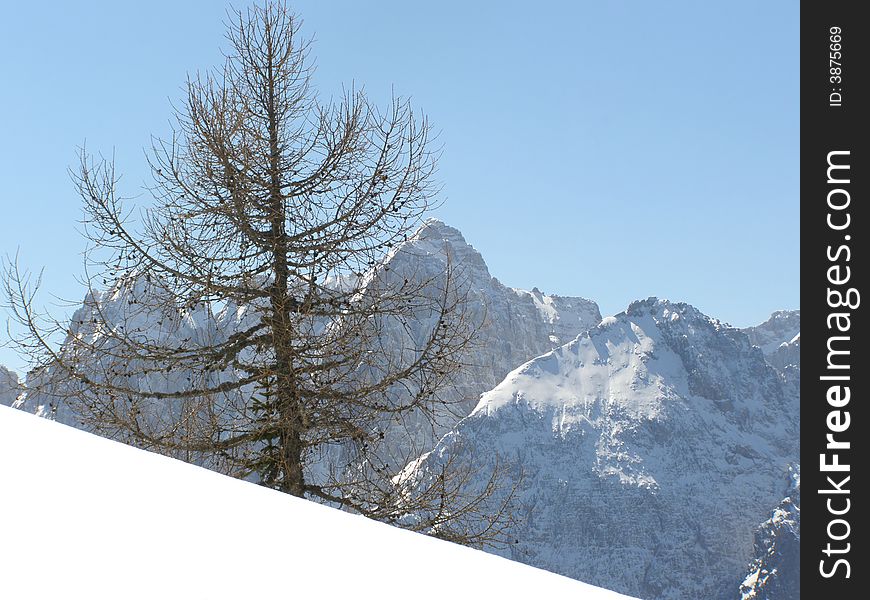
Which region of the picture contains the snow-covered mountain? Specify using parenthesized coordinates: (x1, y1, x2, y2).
(400, 298, 799, 600)
(738, 466, 800, 600)
(12, 219, 600, 467)
(0, 404, 637, 600)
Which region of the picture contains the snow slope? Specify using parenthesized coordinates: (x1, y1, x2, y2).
(401, 298, 799, 599)
(0, 405, 635, 600)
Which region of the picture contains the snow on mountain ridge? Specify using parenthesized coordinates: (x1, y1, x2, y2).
(474, 297, 778, 420)
(742, 310, 800, 356)
(741, 310, 799, 409)
(512, 286, 601, 346)
(405, 219, 600, 344)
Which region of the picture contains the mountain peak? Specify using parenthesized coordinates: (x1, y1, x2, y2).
(414, 218, 469, 245)
(742, 310, 801, 357)
(389, 219, 491, 283)
(623, 297, 714, 324)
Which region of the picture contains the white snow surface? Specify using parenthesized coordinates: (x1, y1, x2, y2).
(0, 405, 636, 600)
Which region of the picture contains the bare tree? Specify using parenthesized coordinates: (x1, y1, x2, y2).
(3, 2, 515, 548)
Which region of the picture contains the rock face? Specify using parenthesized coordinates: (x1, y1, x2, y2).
(742, 313, 800, 424)
(742, 310, 800, 377)
(735, 311, 800, 600)
(764, 334, 800, 377)
(0, 366, 21, 408)
(401, 298, 799, 600)
(742, 310, 800, 356)
(738, 467, 800, 600)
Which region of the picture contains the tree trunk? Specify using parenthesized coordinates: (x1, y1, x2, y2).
(266, 43, 305, 497)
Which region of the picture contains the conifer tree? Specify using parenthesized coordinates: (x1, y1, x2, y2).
(3, 1, 514, 547)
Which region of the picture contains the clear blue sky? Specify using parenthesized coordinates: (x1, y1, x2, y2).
(0, 1, 799, 374)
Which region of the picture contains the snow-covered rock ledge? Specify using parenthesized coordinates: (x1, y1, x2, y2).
(0, 406, 635, 600)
